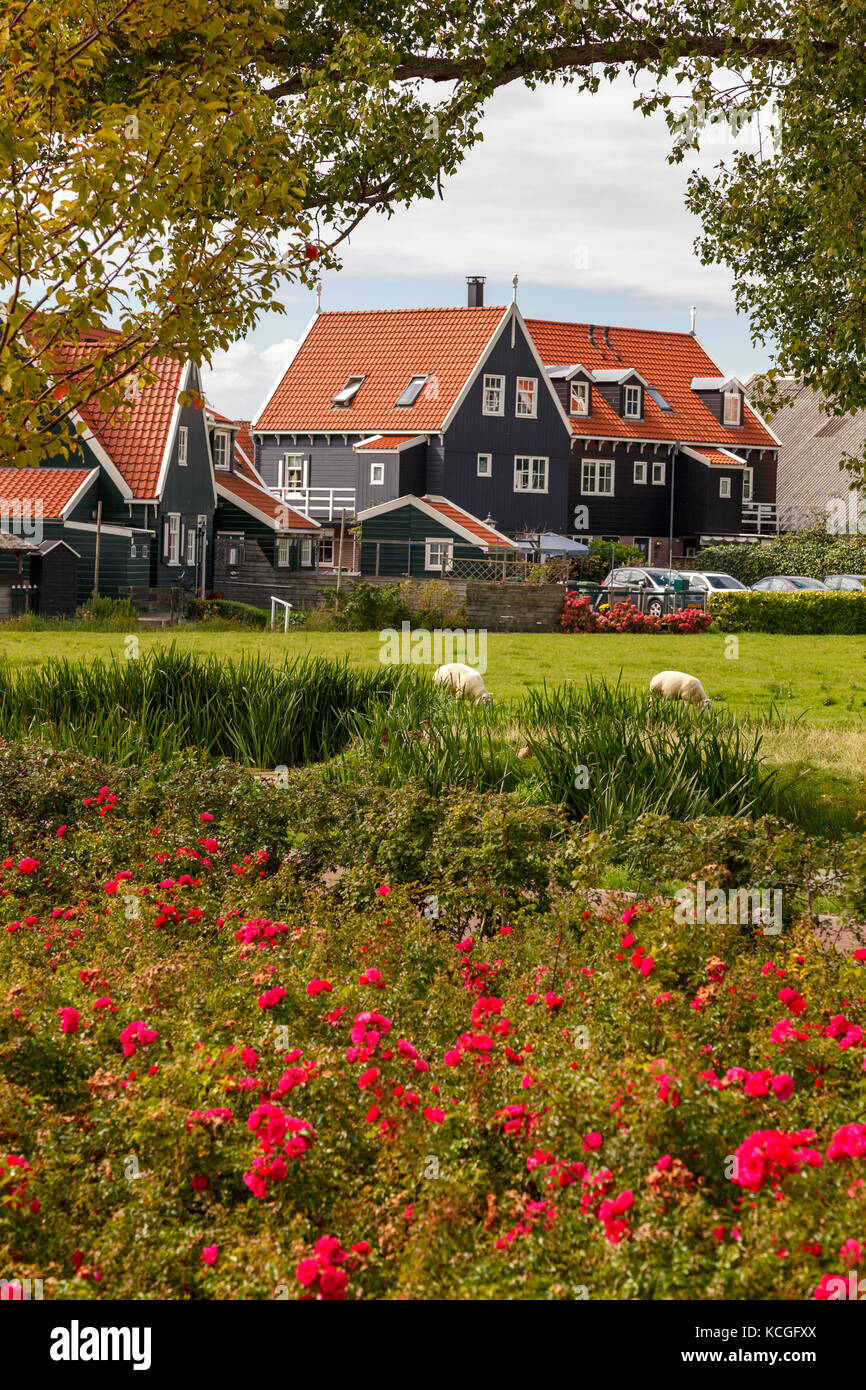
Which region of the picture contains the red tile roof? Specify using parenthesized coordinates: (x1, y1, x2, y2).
(0, 467, 97, 519)
(686, 446, 746, 467)
(56, 335, 187, 498)
(254, 307, 506, 433)
(215, 470, 318, 531)
(525, 320, 777, 449)
(420, 496, 514, 549)
(355, 435, 420, 451)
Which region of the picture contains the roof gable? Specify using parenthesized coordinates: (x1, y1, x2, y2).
(356, 493, 515, 550)
(55, 334, 190, 498)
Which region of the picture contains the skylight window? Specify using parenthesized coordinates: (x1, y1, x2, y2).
(395, 374, 429, 407)
(646, 386, 673, 413)
(331, 374, 365, 407)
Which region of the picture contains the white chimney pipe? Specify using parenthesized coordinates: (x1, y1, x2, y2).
(689, 305, 697, 335)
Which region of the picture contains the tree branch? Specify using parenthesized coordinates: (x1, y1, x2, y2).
(262, 35, 846, 100)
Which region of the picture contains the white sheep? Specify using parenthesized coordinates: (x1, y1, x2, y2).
(649, 670, 711, 708)
(433, 663, 492, 705)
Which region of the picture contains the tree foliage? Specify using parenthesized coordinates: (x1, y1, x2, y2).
(3, 2, 866, 465)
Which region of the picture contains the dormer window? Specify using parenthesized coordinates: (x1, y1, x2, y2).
(623, 383, 642, 419)
(332, 374, 365, 407)
(213, 431, 229, 470)
(570, 380, 590, 416)
(395, 374, 429, 407)
(723, 388, 742, 426)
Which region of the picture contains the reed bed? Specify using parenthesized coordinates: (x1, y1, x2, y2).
(0, 648, 420, 767)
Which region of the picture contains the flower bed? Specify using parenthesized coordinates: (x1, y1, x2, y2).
(561, 595, 712, 634)
(0, 761, 865, 1300)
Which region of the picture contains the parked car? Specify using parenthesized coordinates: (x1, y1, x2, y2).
(677, 570, 748, 593)
(600, 566, 679, 617)
(750, 575, 829, 592)
(823, 574, 866, 592)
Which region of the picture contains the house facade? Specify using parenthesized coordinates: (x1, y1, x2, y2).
(251, 291, 575, 559)
(525, 320, 781, 564)
(744, 377, 866, 534)
(248, 282, 780, 567)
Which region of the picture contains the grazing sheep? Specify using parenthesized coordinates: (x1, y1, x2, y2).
(649, 670, 711, 708)
(433, 662, 492, 705)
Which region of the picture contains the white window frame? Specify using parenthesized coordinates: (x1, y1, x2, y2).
(723, 389, 742, 426)
(482, 374, 505, 417)
(477, 452, 492, 478)
(742, 466, 753, 502)
(623, 384, 642, 419)
(651, 460, 666, 486)
(633, 460, 647, 485)
(515, 376, 538, 418)
(318, 534, 334, 566)
(719, 475, 732, 499)
(581, 458, 614, 496)
(213, 431, 229, 470)
(167, 512, 181, 565)
(276, 536, 291, 567)
(424, 537, 453, 572)
(185, 525, 196, 565)
(300, 537, 313, 567)
(177, 426, 188, 467)
(279, 453, 307, 492)
(514, 455, 548, 493)
(370, 461, 385, 486)
(570, 380, 590, 416)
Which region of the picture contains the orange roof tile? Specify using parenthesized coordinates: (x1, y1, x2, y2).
(0, 467, 96, 519)
(215, 470, 318, 531)
(56, 335, 186, 498)
(255, 307, 506, 433)
(355, 435, 420, 451)
(232, 420, 256, 471)
(687, 446, 746, 467)
(525, 320, 777, 450)
(420, 496, 514, 549)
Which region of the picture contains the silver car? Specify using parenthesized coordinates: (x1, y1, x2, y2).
(750, 575, 829, 591)
(823, 573, 866, 591)
(678, 570, 748, 593)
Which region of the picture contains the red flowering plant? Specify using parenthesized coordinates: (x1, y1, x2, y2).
(1, 756, 865, 1301)
(561, 594, 712, 635)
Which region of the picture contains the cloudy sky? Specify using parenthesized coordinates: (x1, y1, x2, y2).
(202, 73, 772, 419)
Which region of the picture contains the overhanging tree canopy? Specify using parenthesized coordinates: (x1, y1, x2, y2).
(2, 1, 865, 469)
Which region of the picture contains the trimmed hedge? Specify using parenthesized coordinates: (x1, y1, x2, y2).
(187, 598, 271, 628)
(708, 589, 866, 633)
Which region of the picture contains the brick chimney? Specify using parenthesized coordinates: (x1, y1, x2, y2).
(466, 276, 486, 308)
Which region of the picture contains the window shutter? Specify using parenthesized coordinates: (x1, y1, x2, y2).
(162, 517, 170, 559)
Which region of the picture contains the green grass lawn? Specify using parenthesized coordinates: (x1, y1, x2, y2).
(1, 627, 864, 726)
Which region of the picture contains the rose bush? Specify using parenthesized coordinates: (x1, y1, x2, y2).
(0, 762, 864, 1300)
(561, 596, 713, 634)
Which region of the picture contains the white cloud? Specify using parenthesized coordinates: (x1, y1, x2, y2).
(200, 336, 298, 420)
(342, 76, 741, 308)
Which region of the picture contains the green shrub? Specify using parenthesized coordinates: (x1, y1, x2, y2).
(74, 595, 140, 628)
(320, 581, 413, 631)
(186, 598, 271, 628)
(708, 589, 866, 633)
